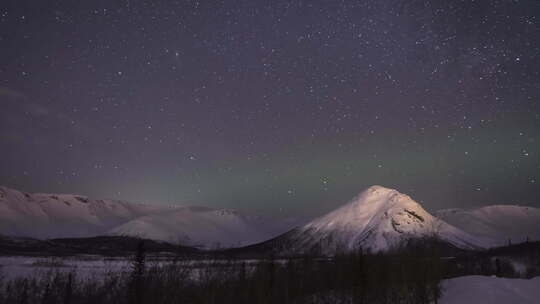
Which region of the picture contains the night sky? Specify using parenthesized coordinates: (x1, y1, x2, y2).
(1, 0, 539, 217)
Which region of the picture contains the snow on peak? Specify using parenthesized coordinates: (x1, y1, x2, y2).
(353, 185, 403, 203)
(305, 185, 420, 233)
(285, 186, 483, 254)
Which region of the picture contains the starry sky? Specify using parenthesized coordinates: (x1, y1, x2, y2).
(1, 0, 539, 217)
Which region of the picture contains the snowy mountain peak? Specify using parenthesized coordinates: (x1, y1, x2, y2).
(345, 185, 423, 213)
(281, 186, 483, 254)
(354, 185, 402, 202)
(305, 185, 421, 233)
(361, 184, 397, 195)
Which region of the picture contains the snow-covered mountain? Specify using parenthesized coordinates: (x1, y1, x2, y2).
(0, 186, 165, 239)
(436, 205, 540, 247)
(269, 186, 484, 255)
(109, 207, 302, 248)
(3, 184, 537, 253)
(0, 186, 302, 248)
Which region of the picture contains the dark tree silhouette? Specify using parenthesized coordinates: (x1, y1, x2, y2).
(128, 240, 146, 304)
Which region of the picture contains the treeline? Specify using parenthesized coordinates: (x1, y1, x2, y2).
(0, 243, 445, 304)
(445, 240, 540, 279)
(0, 235, 197, 257)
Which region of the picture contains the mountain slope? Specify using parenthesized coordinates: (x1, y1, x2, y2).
(109, 207, 302, 248)
(0, 186, 300, 248)
(436, 205, 540, 246)
(267, 186, 484, 255)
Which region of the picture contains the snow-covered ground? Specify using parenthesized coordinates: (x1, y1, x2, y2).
(0, 255, 132, 279)
(2, 256, 538, 302)
(0, 256, 268, 280)
(441, 275, 540, 304)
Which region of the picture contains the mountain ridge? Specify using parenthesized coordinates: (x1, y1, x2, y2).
(436, 204, 540, 246)
(2, 185, 538, 254)
(0, 185, 301, 248)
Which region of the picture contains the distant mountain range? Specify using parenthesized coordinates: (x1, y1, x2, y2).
(436, 205, 540, 247)
(0, 186, 303, 248)
(1, 185, 539, 254)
